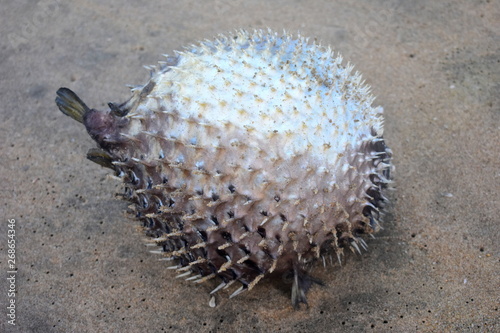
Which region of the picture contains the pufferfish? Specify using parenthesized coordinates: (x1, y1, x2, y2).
(56, 29, 393, 308)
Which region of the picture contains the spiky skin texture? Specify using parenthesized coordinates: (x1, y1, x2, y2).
(56, 30, 393, 307)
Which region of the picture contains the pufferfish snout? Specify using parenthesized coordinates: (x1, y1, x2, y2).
(56, 29, 393, 308)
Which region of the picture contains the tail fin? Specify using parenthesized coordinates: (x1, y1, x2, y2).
(55, 88, 89, 124)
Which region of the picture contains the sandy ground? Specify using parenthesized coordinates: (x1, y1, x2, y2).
(1, 1, 498, 332)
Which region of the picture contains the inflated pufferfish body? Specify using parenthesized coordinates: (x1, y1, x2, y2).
(56, 30, 393, 307)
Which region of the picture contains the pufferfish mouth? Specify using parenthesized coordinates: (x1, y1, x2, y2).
(56, 29, 393, 309)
